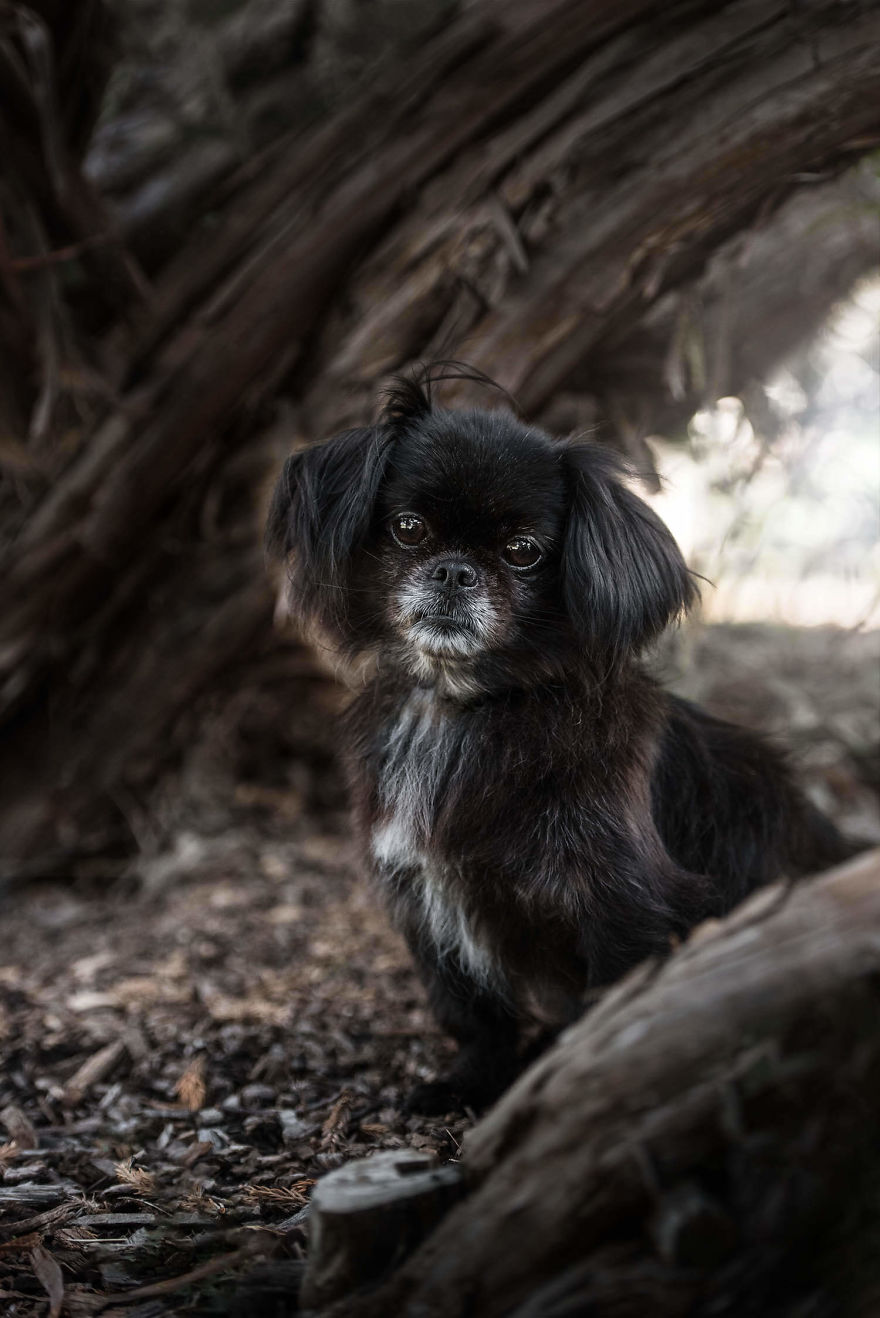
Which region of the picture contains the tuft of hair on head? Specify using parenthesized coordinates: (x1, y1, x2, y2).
(381, 372, 433, 427)
(380, 360, 520, 429)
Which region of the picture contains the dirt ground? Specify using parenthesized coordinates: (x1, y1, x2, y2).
(0, 826, 464, 1315)
(1, 623, 877, 1316)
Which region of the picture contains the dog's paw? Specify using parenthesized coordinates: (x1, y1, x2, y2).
(404, 1062, 514, 1115)
(403, 1078, 468, 1116)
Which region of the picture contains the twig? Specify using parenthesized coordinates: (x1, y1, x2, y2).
(95, 1231, 278, 1307)
(10, 233, 113, 273)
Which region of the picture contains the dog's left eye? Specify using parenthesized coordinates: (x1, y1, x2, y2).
(502, 537, 543, 569)
(390, 514, 428, 547)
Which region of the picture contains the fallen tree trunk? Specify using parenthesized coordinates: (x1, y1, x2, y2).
(325, 848, 880, 1317)
(2, 0, 880, 877)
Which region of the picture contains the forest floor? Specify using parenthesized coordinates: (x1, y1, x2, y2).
(1, 624, 878, 1317)
(0, 823, 458, 1316)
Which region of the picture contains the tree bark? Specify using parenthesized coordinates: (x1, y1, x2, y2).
(2, 0, 880, 877)
(322, 848, 880, 1318)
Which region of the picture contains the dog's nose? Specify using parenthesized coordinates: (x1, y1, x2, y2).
(431, 559, 478, 589)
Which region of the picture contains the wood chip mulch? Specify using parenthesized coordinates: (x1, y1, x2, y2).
(0, 826, 467, 1316)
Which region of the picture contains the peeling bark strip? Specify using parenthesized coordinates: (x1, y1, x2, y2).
(325, 850, 880, 1317)
(2, 1, 880, 875)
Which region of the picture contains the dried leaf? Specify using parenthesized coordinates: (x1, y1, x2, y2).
(181, 1139, 215, 1168)
(0, 1231, 41, 1254)
(321, 1090, 353, 1147)
(175, 1056, 207, 1111)
(1, 1102, 37, 1147)
(62, 1039, 127, 1105)
(242, 1180, 314, 1206)
(113, 1161, 156, 1194)
(30, 1243, 64, 1318)
(0, 1139, 20, 1165)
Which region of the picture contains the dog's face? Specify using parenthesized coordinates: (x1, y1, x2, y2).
(267, 377, 695, 694)
(371, 408, 569, 693)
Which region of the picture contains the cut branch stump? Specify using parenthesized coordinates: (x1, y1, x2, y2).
(301, 1149, 464, 1309)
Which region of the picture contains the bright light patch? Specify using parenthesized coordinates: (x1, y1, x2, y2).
(646, 278, 880, 629)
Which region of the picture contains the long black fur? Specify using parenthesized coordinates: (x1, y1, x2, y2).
(267, 370, 855, 1112)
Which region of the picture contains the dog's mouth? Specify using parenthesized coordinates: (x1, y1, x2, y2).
(406, 612, 481, 659)
(393, 583, 502, 665)
(416, 613, 474, 633)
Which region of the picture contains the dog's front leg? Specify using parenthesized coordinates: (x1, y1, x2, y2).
(404, 930, 521, 1114)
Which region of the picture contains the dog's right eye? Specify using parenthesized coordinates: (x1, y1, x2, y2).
(390, 514, 428, 547)
(503, 536, 543, 569)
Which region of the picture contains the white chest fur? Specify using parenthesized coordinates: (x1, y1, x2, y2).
(370, 690, 497, 989)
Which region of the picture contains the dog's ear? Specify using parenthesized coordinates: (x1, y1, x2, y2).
(266, 426, 392, 634)
(562, 441, 696, 661)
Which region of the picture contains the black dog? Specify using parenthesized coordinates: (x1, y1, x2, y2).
(267, 370, 852, 1112)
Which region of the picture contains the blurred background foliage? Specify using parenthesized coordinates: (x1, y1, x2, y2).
(650, 277, 879, 628)
(0, 0, 878, 881)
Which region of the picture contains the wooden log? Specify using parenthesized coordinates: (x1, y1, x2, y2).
(328, 850, 880, 1317)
